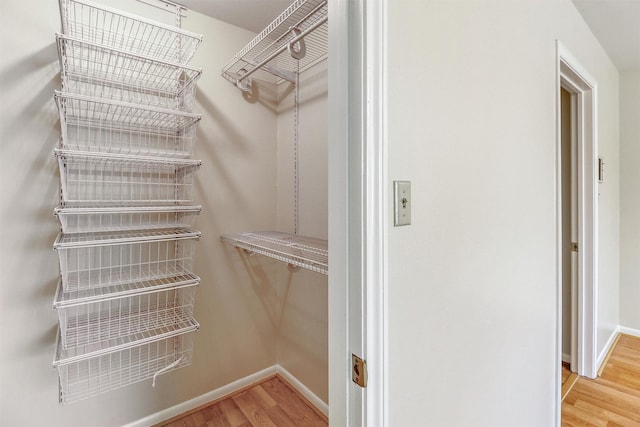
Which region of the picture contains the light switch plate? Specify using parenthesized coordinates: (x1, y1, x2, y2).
(394, 180, 411, 226)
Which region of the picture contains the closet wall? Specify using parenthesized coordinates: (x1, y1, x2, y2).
(276, 61, 329, 403)
(619, 71, 640, 331)
(0, 0, 330, 424)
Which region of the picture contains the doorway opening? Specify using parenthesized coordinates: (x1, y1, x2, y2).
(560, 86, 578, 373)
(556, 41, 599, 420)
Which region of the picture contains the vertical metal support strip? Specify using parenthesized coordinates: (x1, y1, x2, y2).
(294, 62, 300, 235)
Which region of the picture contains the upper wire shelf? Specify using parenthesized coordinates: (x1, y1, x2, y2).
(222, 231, 328, 275)
(55, 91, 201, 158)
(221, 0, 328, 90)
(59, 0, 202, 65)
(57, 34, 202, 111)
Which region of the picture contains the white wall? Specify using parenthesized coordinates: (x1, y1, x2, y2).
(386, 1, 619, 425)
(0, 1, 281, 425)
(276, 62, 329, 403)
(620, 71, 640, 331)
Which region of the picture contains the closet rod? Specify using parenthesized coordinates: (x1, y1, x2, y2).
(235, 14, 328, 86)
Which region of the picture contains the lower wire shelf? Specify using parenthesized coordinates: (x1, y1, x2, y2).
(221, 231, 328, 275)
(53, 319, 198, 404)
(54, 278, 199, 349)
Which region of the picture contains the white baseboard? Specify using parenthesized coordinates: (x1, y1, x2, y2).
(562, 353, 571, 364)
(619, 325, 640, 338)
(596, 327, 620, 372)
(124, 365, 277, 427)
(124, 364, 328, 426)
(276, 365, 329, 416)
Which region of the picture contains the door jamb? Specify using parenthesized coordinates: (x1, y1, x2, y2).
(328, 0, 388, 426)
(555, 40, 598, 421)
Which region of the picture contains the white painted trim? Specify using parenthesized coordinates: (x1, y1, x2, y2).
(554, 44, 563, 427)
(555, 40, 599, 426)
(618, 325, 640, 338)
(557, 41, 598, 380)
(562, 353, 571, 364)
(276, 365, 329, 416)
(124, 366, 277, 427)
(596, 327, 620, 371)
(364, 0, 388, 426)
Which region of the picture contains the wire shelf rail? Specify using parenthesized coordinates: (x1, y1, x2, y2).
(55, 205, 201, 234)
(54, 228, 201, 291)
(221, 0, 327, 89)
(55, 150, 201, 206)
(54, 280, 198, 349)
(57, 34, 202, 110)
(53, 324, 197, 404)
(59, 0, 202, 64)
(222, 231, 328, 275)
(55, 92, 201, 158)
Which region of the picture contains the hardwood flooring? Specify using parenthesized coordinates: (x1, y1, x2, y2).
(159, 375, 327, 427)
(561, 362, 579, 401)
(562, 334, 640, 426)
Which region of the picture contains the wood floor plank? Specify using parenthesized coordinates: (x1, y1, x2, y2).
(562, 404, 608, 427)
(218, 399, 250, 427)
(264, 405, 299, 427)
(159, 375, 326, 427)
(573, 399, 639, 427)
(563, 334, 640, 425)
(261, 377, 326, 427)
(232, 391, 278, 427)
(203, 404, 233, 427)
(248, 385, 278, 410)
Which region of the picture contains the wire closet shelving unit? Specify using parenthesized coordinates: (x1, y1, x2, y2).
(220, 0, 328, 275)
(51, 0, 203, 404)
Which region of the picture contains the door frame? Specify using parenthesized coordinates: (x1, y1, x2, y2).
(328, 0, 387, 425)
(555, 40, 598, 419)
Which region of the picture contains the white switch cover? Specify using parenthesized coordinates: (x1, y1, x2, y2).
(394, 181, 411, 226)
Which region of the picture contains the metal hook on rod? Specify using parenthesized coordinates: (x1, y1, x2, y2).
(288, 27, 307, 60)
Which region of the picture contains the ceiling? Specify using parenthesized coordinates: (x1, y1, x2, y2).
(175, 0, 640, 72)
(177, 0, 293, 33)
(572, 0, 640, 71)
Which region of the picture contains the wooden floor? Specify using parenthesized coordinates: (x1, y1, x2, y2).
(561, 362, 579, 401)
(160, 375, 327, 427)
(562, 334, 640, 426)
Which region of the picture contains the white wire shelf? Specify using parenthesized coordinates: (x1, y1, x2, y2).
(54, 279, 197, 349)
(59, 0, 202, 65)
(53, 323, 196, 404)
(54, 228, 201, 292)
(221, 231, 328, 275)
(221, 0, 327, 89)
(55, 91, 201, 158)
(55, 205, 201, 234)
(55, 150, 201, 206)
(54, 272, 200, 306)
(57, 34, 202, 110)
